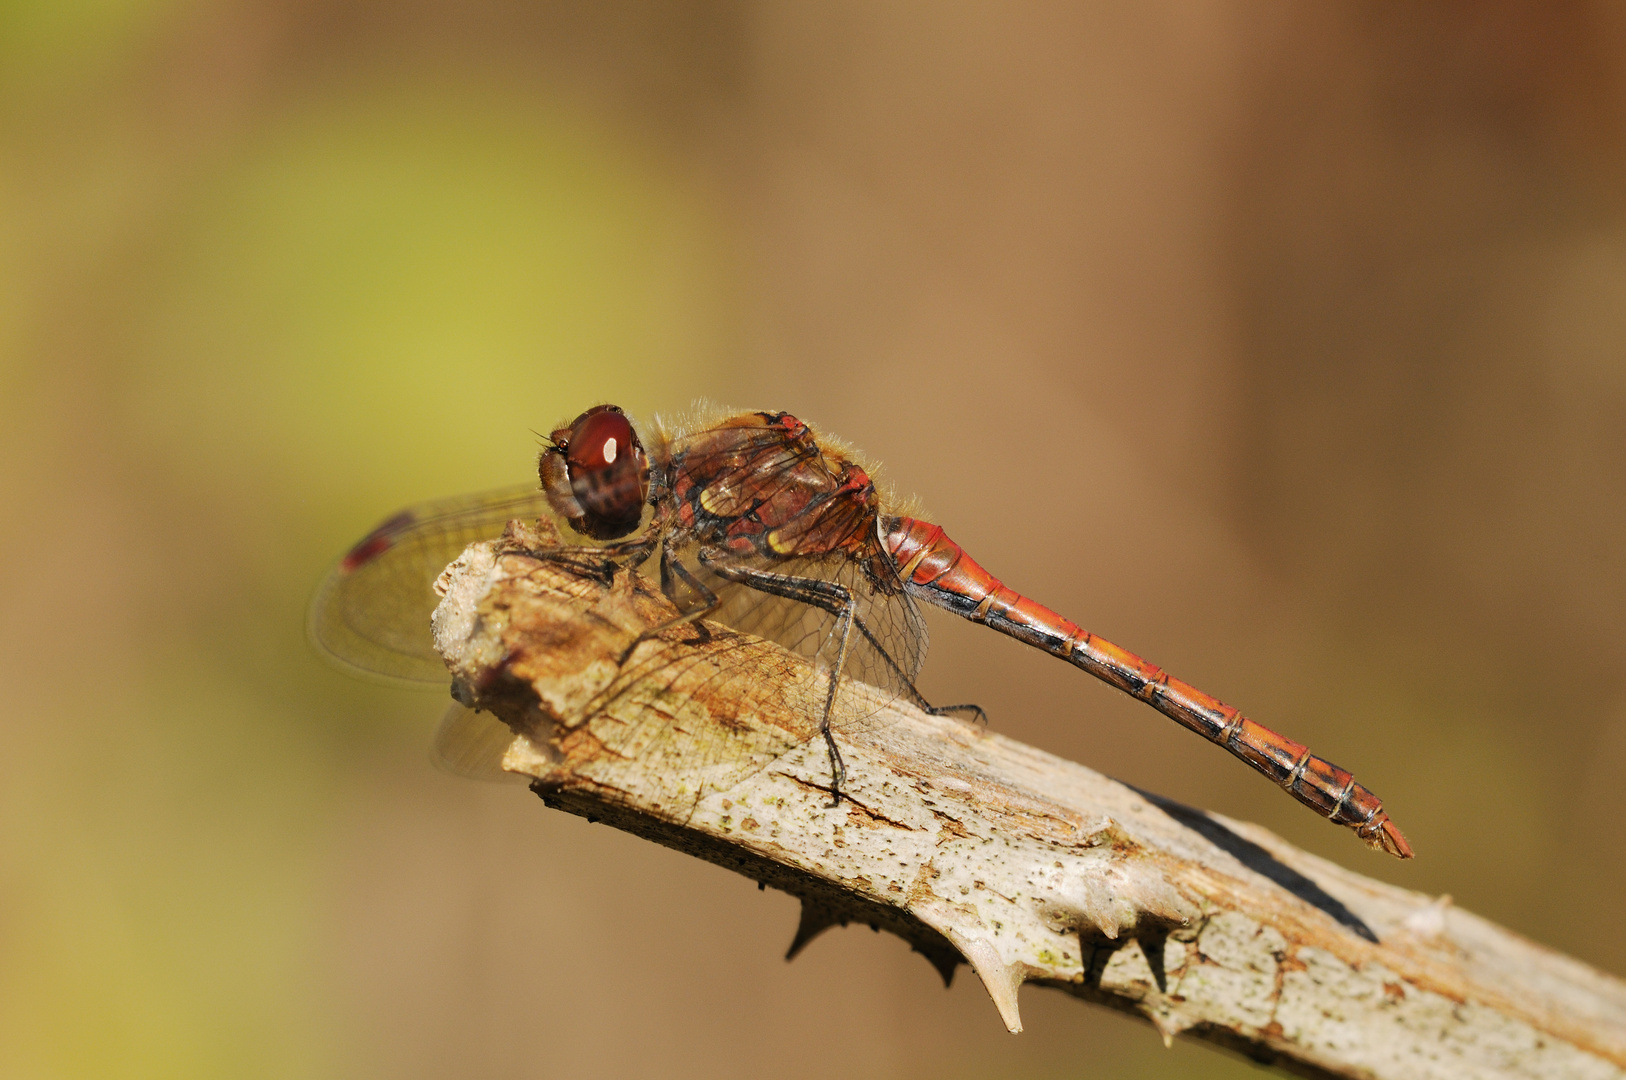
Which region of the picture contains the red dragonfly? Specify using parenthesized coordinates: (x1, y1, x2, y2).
(310, 403, 1413, 859)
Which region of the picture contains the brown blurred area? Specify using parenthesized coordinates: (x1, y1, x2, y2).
(3, 3, 1623, 1077)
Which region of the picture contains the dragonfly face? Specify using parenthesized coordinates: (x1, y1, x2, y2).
(540, 404, 650, 540)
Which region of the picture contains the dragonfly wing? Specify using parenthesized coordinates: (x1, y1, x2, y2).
(419, 538, 926, 802)
(431, 703, 530, 783)
(684, 546, 929, 719)
(308, 484, 551, 685)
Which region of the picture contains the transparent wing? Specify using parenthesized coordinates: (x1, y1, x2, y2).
(420, 538, 930, 803)
(676, 543, 930, 721)
(431, 704, 529, 783)
(308, 484, 550, 685)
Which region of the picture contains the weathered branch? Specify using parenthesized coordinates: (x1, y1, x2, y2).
(432, 522, 1626, 1080)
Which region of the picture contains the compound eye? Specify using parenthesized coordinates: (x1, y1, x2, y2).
(561, 405, 647, 534)
(567, 408, 635, 475)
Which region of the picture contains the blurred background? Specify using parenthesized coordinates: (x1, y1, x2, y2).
(3, 3, 1623, 1077)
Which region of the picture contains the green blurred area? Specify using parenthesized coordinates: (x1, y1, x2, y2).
(1, 6, 729, 1076)
(3, 4, 1623, 1079)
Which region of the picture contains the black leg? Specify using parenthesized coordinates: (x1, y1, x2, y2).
(927, 702, 988, 726)
(698, 553, 962, 803)
(510, 533, 659, 584)
(698, 553, 980, 721)
(699, 554, 931, 703)
(612, 542, 722, 666)
(816, 589, 857, 805)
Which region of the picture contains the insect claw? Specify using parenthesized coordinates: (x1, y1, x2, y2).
(820, 725, 848, 806)
(824, 774, 845, 808)
(614, 634, 647, 667)
(926, 702, 988, 727)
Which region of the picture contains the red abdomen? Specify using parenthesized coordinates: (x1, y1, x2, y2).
(882, 516, 1412, 859)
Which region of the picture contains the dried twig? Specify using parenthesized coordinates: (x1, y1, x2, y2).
(432, 523, 1626, 1080)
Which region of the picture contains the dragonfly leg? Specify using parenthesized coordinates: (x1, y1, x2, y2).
(612, 542, 722, 666)
(509, 533, 660, 584)
(510, 532, 718, 668)
(699, 557, 987, 729)
(697, 555, 939, 708)
(927, 702, 988, 726)
(698, 554, 961, 804)
(819, 597, 857, 806)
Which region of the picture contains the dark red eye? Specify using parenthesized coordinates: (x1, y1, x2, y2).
(567, 409, 636, 475)
(551, 405, 648, 538)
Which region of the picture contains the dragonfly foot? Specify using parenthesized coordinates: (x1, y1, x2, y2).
(614, 633, 647, 667)
(929, 702, 988, 728)
(821, 726, 847, 807)
(616, 620, 714, 668)
(512, 545, 618, 584)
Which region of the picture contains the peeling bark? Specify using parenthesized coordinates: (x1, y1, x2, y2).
(432, 523, 1626, 1080)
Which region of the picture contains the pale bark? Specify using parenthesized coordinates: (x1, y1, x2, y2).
(432, 524, 1626, 1080)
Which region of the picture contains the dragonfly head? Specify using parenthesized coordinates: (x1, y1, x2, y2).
(540, 404, 650, 540)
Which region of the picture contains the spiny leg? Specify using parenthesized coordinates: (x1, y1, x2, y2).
(698, 554, 987, 728)
(612, 542, 722, 666)
(928, 702, 988, 726)
(698, 554, 969, 803)
(565, 545, 729, 725)
(697, 557, 917, 696)
(817, 596, 857, 806)
(509, 533, 659, 584)
(510, 531, 719, 670)
(696, 558, 864, 800)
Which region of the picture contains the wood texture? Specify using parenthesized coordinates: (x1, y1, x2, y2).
(432, 523, 1626, 1080)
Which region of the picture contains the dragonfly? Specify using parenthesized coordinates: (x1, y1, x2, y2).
(310, 403, 1413, 859)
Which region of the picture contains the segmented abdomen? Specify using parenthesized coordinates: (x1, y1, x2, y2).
(883, 516, 1412, 859)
